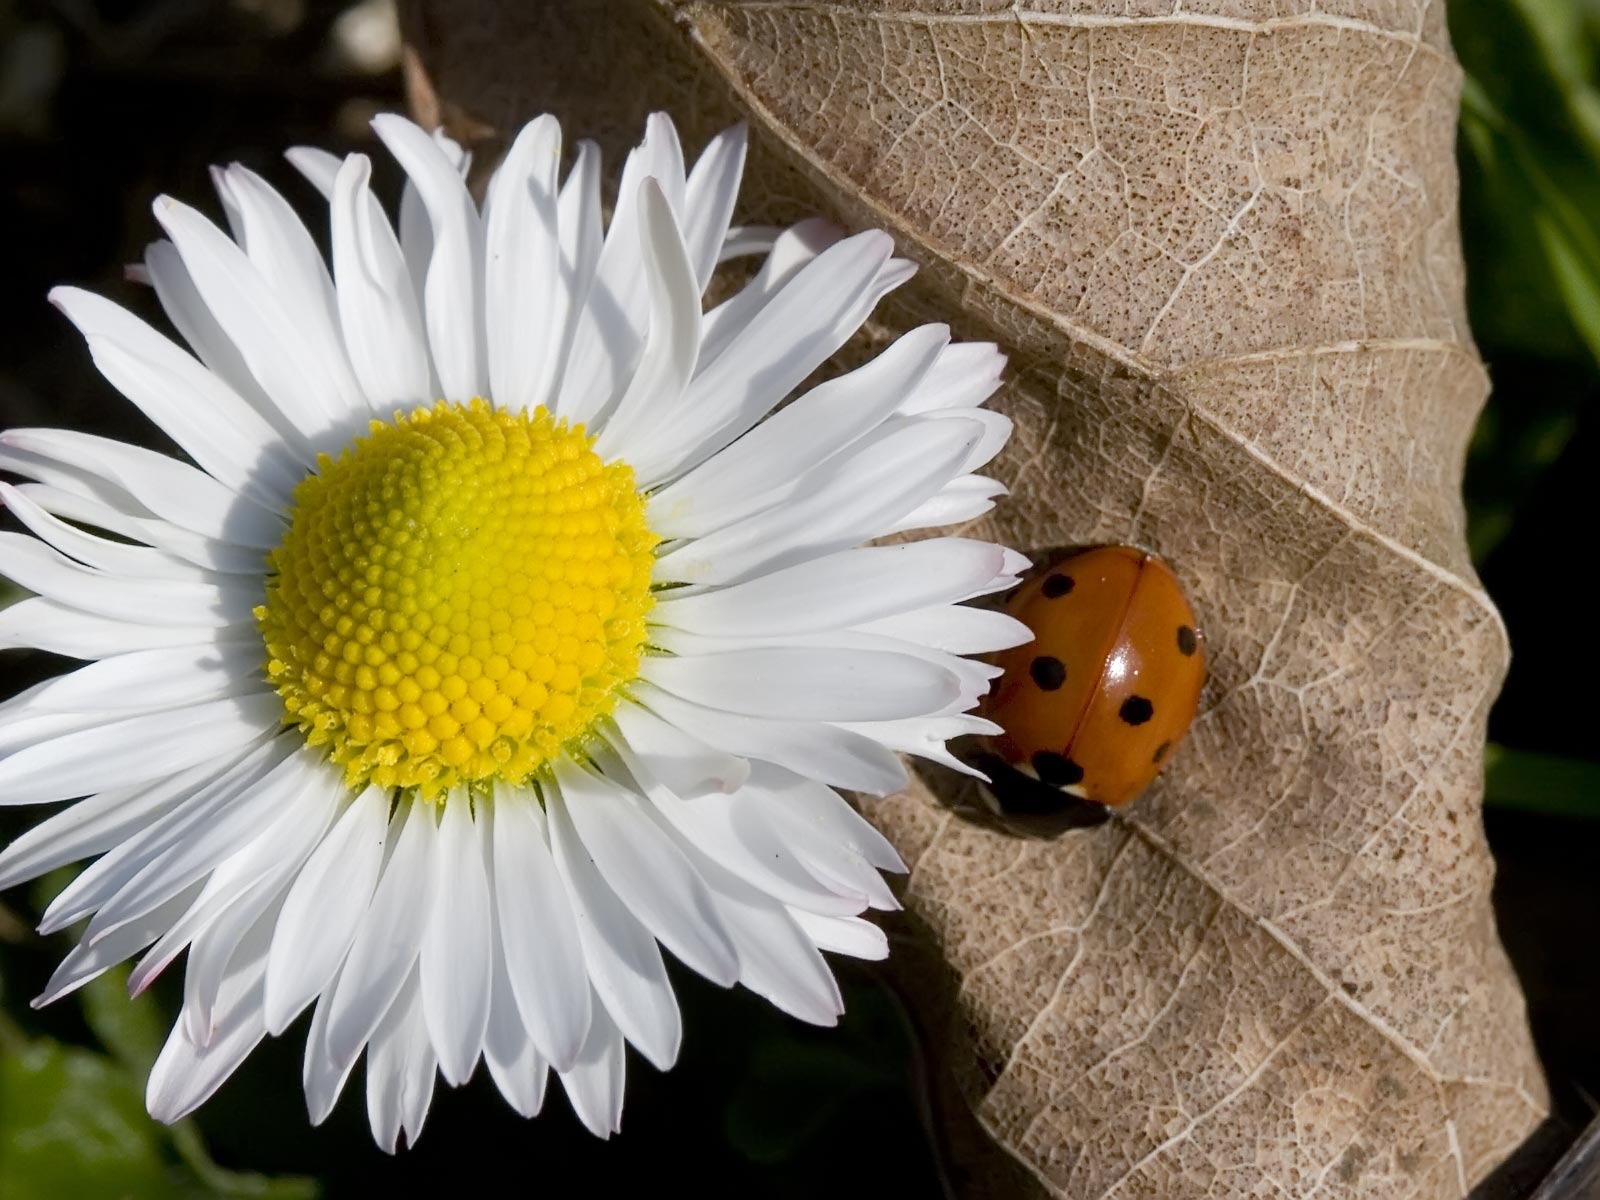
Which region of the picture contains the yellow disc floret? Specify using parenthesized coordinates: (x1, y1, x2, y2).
(255, 399, 657, 799)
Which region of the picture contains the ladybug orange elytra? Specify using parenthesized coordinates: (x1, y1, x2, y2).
(980, 545, 1204, 812)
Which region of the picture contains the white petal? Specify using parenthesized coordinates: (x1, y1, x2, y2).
(265, 784, 390, 1035)
(609, 764, 846, 1024)
(544, 777, 680, 1071)
(490, 785, 591, 1071)
(200, 166, 243, 243)
(0, 780, 191, 892)
(132, 775, 334, 1001)
(483, 116, 562, 413)
(152, 195, 348, 441)
(719, 224, 783, 261)
(789, 910, 889, 961)
(145, 951, 269, 1124)
(324, 797, 437, 1069)
(142, 240, 309, 454)
(698, 218, 842, 367)
(608, 739, 863, 918)
(372, 114, 485, 401)
(555, 994, 625, 1138)
(559, 113, 686, 426)
(652, 418, 982, 587)
(856, 604, 1033, 655)
(681, 124, 748, 291)
(541, 139, 604, 413)
(640, 645, 959, 723)
(646, 323, 948, 540)
(482, 887, 549, 1119)
(33, 885, 203, 1007)
(0, 428, 282, 548)
(630, 683, 904, 796)
(330, 153, 435, 410)
(219, 164, 368, 422)
(0, 642, 259, 721)
(420, 793, 492, 1086)
(302, 986, 356, 1125)
(646, 626, 1001, 720)
(626, 231, 899, 485)
(695, 856, 842, 1026)
(364, 972, 412, 1154)
(554, 756, 738, 988)
(181, 886, 287, 1048)
(365, 968, 437, 1153)
(0, 693, 279, 806)
(886, 474, 1008, 535)
(653, 538, 1005, 638)
(6, 481, 263, 575)
(0, 597, 239, 660)
(754, 766, 906, 874)
(0, 533, 253, 629)
(398, 129, 468, 307)
(898, 340, 1006, 413)
(38, 742, 283, 933)
(591, 179, 702, 460)
(284, 146, 341, 199)
(0, 441, 139, 516)
(1, 482, 226, 582)
(838, 714, 1000, 780)
(0, 711, 125, 763)
(606, 699, 748, 797)
(941, 408, 1011, 474)
(82, 746, 321, 949)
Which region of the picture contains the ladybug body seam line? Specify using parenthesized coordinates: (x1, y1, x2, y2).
(1059, 550, 1152, 773)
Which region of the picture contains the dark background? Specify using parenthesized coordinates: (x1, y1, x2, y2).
(1, 0, 1598, 1195)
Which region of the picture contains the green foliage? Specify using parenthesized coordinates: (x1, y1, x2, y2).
(0, 1038, 177, 1200)
(1455, 0, 1600, 351)
(0, 949, 318, 1198)
(1453, 0, 1600, 821)
(1485, 745, 1600, 818)
(1453, 0, 1600, 562)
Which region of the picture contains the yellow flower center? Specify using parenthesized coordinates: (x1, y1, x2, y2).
(255, 399, 657, 800)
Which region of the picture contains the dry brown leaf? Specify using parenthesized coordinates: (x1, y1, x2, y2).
(404, 2, 1549, 1193)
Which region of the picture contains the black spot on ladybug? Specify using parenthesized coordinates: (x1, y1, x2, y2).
(1119, 696, 1154, 725)
(1152, 740, 1171, 764)
(1032, 751, 1084, 787)
(1029, 655, 1066, 691)
(1177, 625, 1197, 656)
(1042, 573, 1075, 598)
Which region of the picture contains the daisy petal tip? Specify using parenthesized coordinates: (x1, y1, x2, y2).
(368, 110, 414, 137)
(44, 284, 81, 313)
(880, 256, 918, 288)
(1000, 547, 1033, 576)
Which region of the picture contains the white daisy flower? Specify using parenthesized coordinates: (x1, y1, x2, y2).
(0, 112, 1027, 1150)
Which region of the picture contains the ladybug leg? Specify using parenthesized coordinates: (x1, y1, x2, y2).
(973, 755, 1112, 829)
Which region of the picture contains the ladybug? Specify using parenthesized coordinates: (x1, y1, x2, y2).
(979, 545, 1204, 814)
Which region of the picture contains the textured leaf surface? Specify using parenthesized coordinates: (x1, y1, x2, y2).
(405, 2, 1548, 1193)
